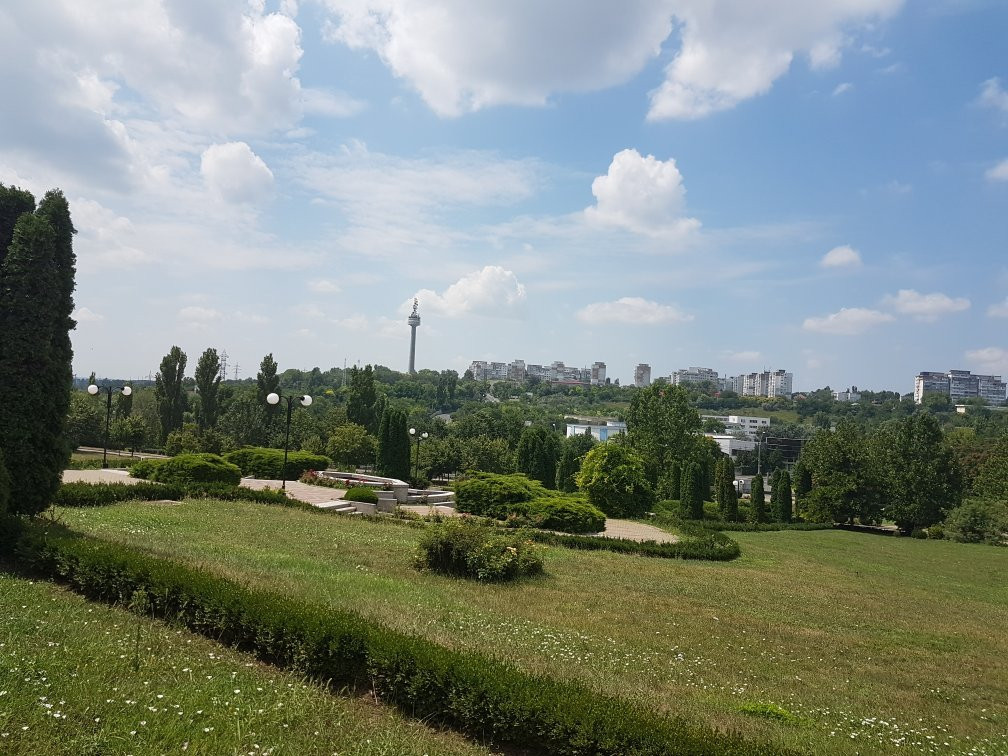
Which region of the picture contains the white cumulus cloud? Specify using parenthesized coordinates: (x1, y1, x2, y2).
(201, 142, 275, 203)
(987, 297, 1008, 318)
(979, 77, 1008, 114)
(73, 306, 105, 322)
(882, 289, 970, 320)
(178, 306, 223, 322)
(820, 244, 862, 269)
(585, 149, 700, 237)
(832, 82, 853, 96)
(965, 347, 1008, 376)
(308, 279, 341, 294)
(576, 297, 692, 325)
(802, 307, 894, 335)
(409, 266, 526, 318)
(985, 158, 1008, 182)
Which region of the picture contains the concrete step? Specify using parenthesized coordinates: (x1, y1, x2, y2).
(316, 501, 360, 515)
(406, 491, 455, 505)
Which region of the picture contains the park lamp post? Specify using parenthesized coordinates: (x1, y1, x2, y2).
(87, 382, 132, 468)
(408, 427, 428, 483)
(266, 392, 312, 490)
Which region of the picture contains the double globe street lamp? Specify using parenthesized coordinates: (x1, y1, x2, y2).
(266, 392, 312, 490)
(408, 427, 428, 483)
(87, 382, 132, 468)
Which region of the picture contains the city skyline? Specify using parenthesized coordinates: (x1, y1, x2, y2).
(2, 2, 1006, 391)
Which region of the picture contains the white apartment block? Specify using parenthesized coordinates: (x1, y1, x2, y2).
(566, 420, 627, 441)
(915, 369, 1007, 405)
(672, 366, 719, 386)
(634, 363, 651, 388)
(728, 369, 793, 398)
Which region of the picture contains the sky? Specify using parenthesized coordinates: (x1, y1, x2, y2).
(2, 0, 1006, 392)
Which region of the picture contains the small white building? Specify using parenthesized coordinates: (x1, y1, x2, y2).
(706, 434, 757, 457)
(566, 420, 627, 441)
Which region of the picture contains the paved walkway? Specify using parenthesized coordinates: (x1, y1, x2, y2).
(62, 469, 138, 484)
(240, 478, 347, 506)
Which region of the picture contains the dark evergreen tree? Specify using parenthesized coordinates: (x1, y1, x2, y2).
(768, 469, 782, 521)
(194, 348, 222, 430)
(116, 384, 133, 420)
(721, 457, 738, 520)
(516, 426, 562, 489)
(750, 474, 767, 523)
(376, 405, 392, 475)
(689, 461, 705, 519)
(0, 213, 63, 515)
(0, 184, 35, 269)
(679, 461, 695, 518)
(394, 410, 411, 481)
(713, 457, 726, 510)
(154, 346, 188, 443)
(775, 469, 793, 523)
(792, 460, 812, 511)
(658, 459, 682, 501)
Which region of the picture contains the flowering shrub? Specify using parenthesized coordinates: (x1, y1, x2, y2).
(299, 470, 349, 489)
(413, 518, 543, 582)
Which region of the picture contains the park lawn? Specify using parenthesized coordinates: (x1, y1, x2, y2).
(55, 499, 1008, 755)
(0, 571, 491, 756)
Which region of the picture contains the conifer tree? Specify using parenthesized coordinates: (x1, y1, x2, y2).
(750, 474, 766, 523)
(769, 469, 782, 521)
(689, 461, 705, 520)
(793, 461, 812, 513)
(722, 457, 738, 521)
(713, 457, 726, 511)
(679, 461, 696, 519)
(775, 469, 793, 523)
(0, 212, 63, 515)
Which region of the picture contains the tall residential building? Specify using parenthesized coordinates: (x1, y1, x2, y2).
(634, 363, 651, 388)
(508, 359, 525, 382)
(915, 369, 1006, 404)
(672, 366, 719, 386)
(591, 361, 607, 386)
(731, 369, 793, 398)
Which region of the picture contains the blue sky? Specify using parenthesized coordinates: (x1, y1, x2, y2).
(2, 0, 1006, 391)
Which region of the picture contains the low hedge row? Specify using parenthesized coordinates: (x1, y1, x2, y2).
(344, 486, 379, 504)
(527, 529, 741, 561)
(129, 454, 242, 486)
(54, 481, 184, 507)
(53, 482, 292, 508)
(225, 447, 330, 480)
(14, 527, 780, 755)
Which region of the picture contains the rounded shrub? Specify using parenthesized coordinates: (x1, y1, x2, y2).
(526, 496, 605, 534)
(413, 518, 543, 582)
(127, 458, 165, 480)
(225, 447, 330, 480)
(345, 485, 379, 504)
(453, 472, 541, 518)
(148, 453, 242, 487)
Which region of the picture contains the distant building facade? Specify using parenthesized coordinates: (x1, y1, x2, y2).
(671, 366, 719, 386)
(702, 414, 770, 439)
(726, 369, 793, 398)
(833, 386, 861, 402)
(591, 361, 607, 386)
(915, 369, 1006, 405)
(566, 420, 627, 441)
(634, 363, 651, 388)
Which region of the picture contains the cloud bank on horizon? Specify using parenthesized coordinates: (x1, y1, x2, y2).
(1, 0, 1006, 389)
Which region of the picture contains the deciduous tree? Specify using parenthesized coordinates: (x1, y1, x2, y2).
(154, 346, 188, 444)
(194, 348, 222, 430)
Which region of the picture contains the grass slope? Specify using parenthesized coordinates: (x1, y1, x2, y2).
(55, 499, 1008, 755)
(0, 571, 490, 755)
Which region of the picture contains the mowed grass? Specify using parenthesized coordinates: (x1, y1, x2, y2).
(0, 571, 492, 756)
(55, 499, 1008, 755)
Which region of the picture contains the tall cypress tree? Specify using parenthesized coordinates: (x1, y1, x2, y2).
(769, 469, 783, 522)
(0, 184, 35, 269)
(0, 212, 62, 515)
(750, 474, 766, 523)
(376, 405, 392, 475)
(394, 410, 411, 481)
(775, 469, 793, 523)
(713, 457, 725, 511)
(793, 461, 812, 514)
(679, 461, 695, 519)
(689, 462, 705, 520)
(722, 457, 738, 521)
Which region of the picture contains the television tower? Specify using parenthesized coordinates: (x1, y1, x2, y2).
(407, 298, 421, 374)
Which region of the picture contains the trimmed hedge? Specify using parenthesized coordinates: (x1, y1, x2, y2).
(54, 481, 183, 507)
(454, 473, 606, 534)
(14, 526, 782, 755)
(528, 529, 740, 561)
(183, 482, 291, 506)
(345, 486, 379, 504)
(129, 454, 241, 487)
(225, 447, 330, 480)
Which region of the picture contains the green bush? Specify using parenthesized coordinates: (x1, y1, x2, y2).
(529, 528, 740, 561)
(942, 500, 1008, 545)
(345, 485, 379, 504)
(146, 453, 242, 487)
(53, 481, 184, 507)
(15, 525, 771, 755)
(454, 473, 605, 534)
(414, 519, 543, 582)
(524, 496, 605, 534)
(183, 482, 290, 506)
(453, 472, 542, 518)
(225, 447, 330, 480)
(127, 458, 165, 479)
(577, 443, 654, 519)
